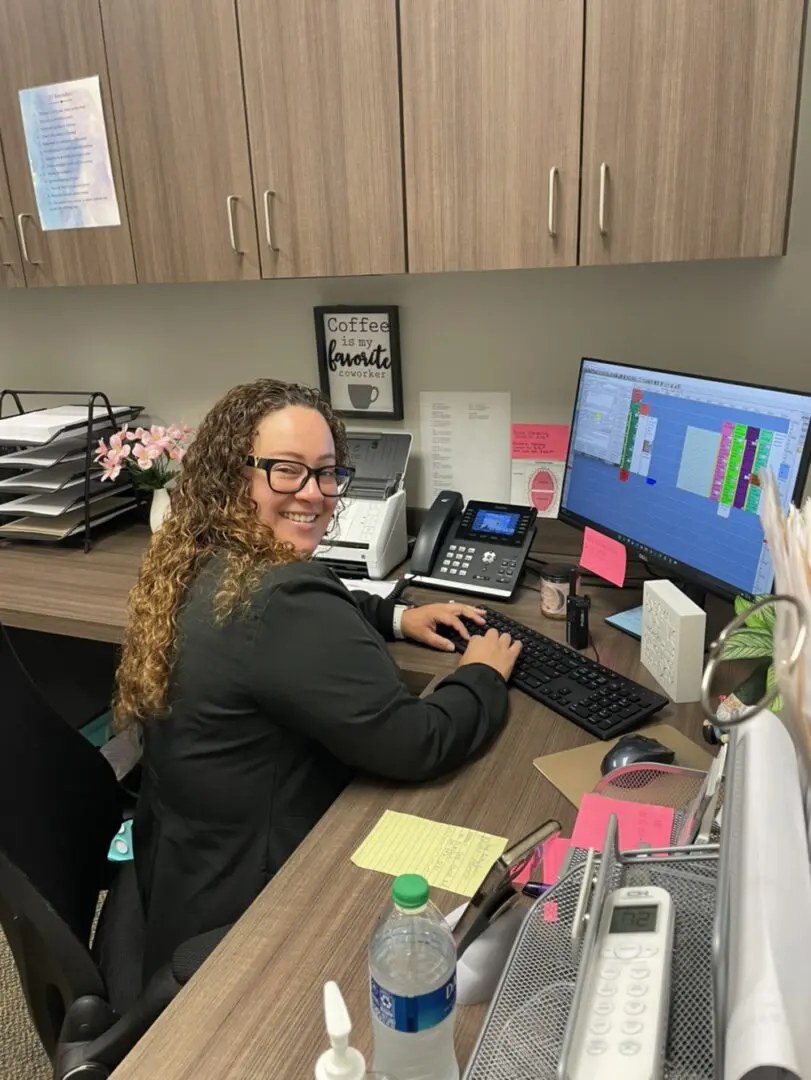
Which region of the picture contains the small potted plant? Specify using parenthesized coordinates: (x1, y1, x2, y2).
(720, 593, 782, 714)
(95, 423, 193, 532)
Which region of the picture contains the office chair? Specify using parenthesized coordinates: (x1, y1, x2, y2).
(0, 625, 230, 1079)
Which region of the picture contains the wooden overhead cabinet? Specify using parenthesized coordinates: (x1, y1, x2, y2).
(238, 0, 405, 278)
(580, 0, 805, 266)
(0, 0, 135, 287)
(101, 0, 260, 283)
(0, 135, 23, 288)
(400, 0, 584, 273)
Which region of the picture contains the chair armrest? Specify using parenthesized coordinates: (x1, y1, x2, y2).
(55, 924, 232, 1079)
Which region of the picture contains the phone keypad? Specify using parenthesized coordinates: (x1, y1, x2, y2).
(434, 542, 521, 592)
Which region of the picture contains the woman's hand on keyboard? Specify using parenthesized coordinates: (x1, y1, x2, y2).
(459, 627, 522, 681)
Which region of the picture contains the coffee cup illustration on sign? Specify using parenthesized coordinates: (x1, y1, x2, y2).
(348, 383, 380, 410)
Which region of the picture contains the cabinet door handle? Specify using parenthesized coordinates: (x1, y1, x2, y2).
(598, 163, 609, 236)
(548, 167, 559, 238)
(0, 216, 14, 267)
(226, 195, 244, 256)
(263, 189, 279, 252)
(17, 213, 42, 265)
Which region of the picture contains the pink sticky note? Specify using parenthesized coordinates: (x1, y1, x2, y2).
(511, 423, 570, 461)
(512, 846, 542, 888)
(511, 834, 571, 887)
(541, 836, 570, 884)
(543, 900, 559, 923)
(580, 526, 627, 588)
(571, 794, 674, 853)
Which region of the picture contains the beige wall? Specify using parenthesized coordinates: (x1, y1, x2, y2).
(1, 37, 810, 506)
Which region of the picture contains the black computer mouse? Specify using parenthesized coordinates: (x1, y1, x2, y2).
(600, 734, 675, 776)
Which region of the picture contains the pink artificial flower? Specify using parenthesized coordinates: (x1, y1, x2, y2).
(133, 442, 159, 470)
(102, 461, 122, 481)
(109, 430, 126, 452)
(94, 437, 109, 461)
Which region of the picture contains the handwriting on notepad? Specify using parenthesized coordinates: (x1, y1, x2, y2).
(570, 794, 674, 853)
(350, 810, 507, 898)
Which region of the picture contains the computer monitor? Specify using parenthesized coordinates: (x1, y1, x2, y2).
(560, 359, 811, 601)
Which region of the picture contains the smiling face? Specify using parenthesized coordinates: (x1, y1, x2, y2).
(247, 405, 338, 553)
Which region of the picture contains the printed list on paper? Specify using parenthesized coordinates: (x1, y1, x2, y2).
(351, 810, 507, 898)
(18, 76, 121, 231)
(419, 392, 511, 505)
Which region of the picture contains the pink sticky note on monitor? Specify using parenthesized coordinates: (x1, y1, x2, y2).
(580, 526, 627, 588)
(511, 423, 570, 461)
(571, 794, 674, 853)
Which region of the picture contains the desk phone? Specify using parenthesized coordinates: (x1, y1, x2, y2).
(406, 491, 537, 601)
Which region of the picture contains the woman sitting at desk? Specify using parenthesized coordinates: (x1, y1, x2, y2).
(115, 378, 521, 981)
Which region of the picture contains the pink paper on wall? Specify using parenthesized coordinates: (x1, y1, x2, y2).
(511, 424, 570, 461)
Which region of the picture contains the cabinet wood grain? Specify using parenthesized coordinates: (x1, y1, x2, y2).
(0, 0, 135, 287)
(0, 134, 23, 287)
(239, 0, 405, 278)
(400, 0, 583, 273)
(101, 0, 260, 284)
(581, 0, 805, 265)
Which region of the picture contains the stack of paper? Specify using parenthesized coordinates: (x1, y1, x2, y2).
(0, 485, 125, 518)
(0, 403, 142, 544)
(0, 494, 137, 541)
(0, 458, 102, 494)
(0, 405, 133, 446)
(0, 430, 103, 469)
(759, 472, 811, 828)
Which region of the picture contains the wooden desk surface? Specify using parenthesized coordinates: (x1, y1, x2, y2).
(0, 521, 716, 1079)
(0, 524, 148, 642)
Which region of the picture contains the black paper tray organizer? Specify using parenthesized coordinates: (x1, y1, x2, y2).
(0, 389, 143, 552)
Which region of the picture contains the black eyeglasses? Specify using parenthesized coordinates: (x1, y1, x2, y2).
(245, 456, 355, 497)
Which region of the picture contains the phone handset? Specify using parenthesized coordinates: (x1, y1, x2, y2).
(410, 490, 464, 575)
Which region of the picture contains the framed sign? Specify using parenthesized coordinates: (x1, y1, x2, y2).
(314, 305, 403, 420)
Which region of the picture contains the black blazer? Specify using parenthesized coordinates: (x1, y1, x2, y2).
(134, 558, 508, 981)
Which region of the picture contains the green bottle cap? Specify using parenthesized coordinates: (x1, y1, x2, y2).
(392, 874, 429, 909)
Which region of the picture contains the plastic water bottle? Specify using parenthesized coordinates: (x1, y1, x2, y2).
(369, 874, 459, 1080)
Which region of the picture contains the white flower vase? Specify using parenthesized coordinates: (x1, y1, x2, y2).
(149, 488, 171, 533)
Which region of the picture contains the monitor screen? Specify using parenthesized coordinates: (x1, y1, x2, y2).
(560, 359, 811, 599)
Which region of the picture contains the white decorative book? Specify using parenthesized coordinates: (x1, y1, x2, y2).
(640, 580, 706, 703)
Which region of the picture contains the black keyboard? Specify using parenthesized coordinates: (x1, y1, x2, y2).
(440, 608, 668, 740)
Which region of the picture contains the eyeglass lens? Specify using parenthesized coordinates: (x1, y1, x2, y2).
(268, 462, 350, 495)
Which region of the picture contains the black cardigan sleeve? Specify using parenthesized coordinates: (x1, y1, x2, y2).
(343, 587, 398, 640)
(249, 565, 508, 782)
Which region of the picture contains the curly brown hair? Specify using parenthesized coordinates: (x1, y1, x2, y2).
(113, 379, 349, 729)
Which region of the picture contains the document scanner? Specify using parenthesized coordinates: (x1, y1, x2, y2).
(314, 432, 411, 580)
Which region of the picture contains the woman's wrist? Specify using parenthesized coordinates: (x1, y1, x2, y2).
(392, 603, 413, 640)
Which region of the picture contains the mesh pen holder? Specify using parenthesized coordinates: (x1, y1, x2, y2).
(464, 778, 720, 1080)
